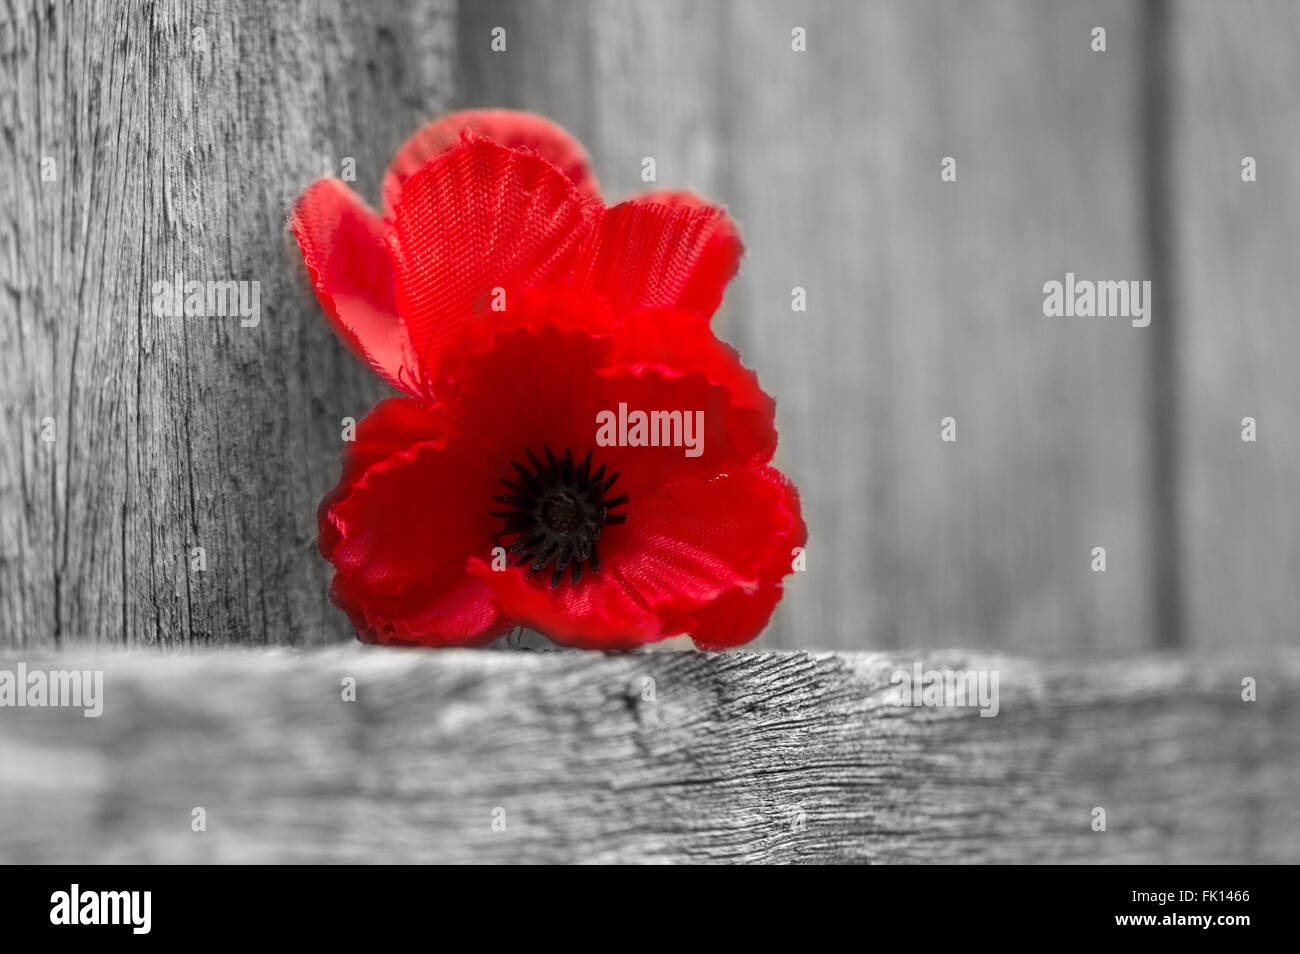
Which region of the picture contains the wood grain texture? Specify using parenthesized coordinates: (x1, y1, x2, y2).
(0, 647, 1294, 863)
(457, 0, 1158, 655)
(1170, 2, 1300, 650)
(0, 0, 455, 649)
(4, 1, 1298, 655)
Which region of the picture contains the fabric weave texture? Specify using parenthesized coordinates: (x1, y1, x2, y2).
(290, 109, 804, 650)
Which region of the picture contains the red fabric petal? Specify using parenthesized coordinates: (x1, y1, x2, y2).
(673, 468, 806, 650)
(468, 557, 664, 650)
(605, 465, 795, 625)
(436, 296, 794, 648)
(681, 584, 786, 651)
(289, 179, 419, 393)
(382, 108, 601, 214)
(438, 288, 775, 515)
(470, 463, 801, 650)
(437, 290, 769, 493)
(317, 397, 446, 559)
(606, 307, 776, 466)
(456, 283, 618, 355)
(321, 409, 508, 646)
(390, 140, 600, 390)
(434, 287, 616, 448)
(572, 192, 743, 319)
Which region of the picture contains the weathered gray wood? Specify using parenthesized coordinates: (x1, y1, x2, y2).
(1169, 2, 1300, 650)
(458, 0, 1157, 654)
(0, 0, 455, 649)
(5, 0, 1300, 656)
(1, 648, 1294, 863)
(726, 0, 1162, 654)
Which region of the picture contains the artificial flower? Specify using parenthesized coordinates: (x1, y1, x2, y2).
(291, 110, 803, 649)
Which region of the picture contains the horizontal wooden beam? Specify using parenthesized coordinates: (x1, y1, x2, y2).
(1, 648, 1295, 863)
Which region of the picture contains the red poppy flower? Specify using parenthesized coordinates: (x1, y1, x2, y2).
(291, 109, 804, 650)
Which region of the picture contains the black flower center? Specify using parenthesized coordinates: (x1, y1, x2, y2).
(491, 446, 628, 588)
(543, 492, 582, 534)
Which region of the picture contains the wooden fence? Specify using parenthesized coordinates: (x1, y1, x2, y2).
(1, 0, 1297, 864)
(3, 1, 1297, 655)
(3, 647, 1296, 863)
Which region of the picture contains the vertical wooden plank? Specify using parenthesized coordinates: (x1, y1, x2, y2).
(726, 1, 1161, 653)
(456, 0, 598, 149)
(1171, 1, 1300, 649)
(0, 0, 455, 647)
(456, 0, 1156, 654)
(456, 1, 728, 203)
